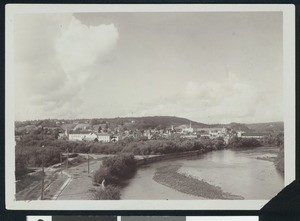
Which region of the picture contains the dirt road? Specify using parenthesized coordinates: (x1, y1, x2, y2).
(56, 159, 102, 200)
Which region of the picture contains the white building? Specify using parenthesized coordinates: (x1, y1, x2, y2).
(98, 133, 111, 142)
(181, 134, 197, 139)
(69, 133, 86, 141)
(197, 127, 227, 139)
(182, 122, 194, 133)
(69, 132, 98, 141)
(83, 133, 98, 141)
(237, 131, 244, 138)
(240, 132, 269, 139)
(143, 130, 152, 139)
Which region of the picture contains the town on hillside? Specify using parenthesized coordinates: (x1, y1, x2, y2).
(15, 117, 280, 145)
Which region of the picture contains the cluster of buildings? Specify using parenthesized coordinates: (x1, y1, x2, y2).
(57, 122, 270, 144)
(237, 131, 270, 139)
(58, 130, 118, 142)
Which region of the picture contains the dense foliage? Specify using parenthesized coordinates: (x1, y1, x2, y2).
(93, 185, 121, 200)
(119, 137, 225, 155)
(226, 137, 262, 149)
(16, 135, 225, 171)
(92, 154, 137, 200)
(274, 132, 284, 174)
(16, 171, 44, 193)
(93, 154, 137, 185)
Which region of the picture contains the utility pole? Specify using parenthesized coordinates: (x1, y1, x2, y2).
(60, 152, 62, 174)
(87, 153, 90, 173)
(66, 147, 69, 170)
(41, 145, 45, 200)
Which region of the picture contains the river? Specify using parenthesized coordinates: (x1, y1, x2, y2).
(120, 146, 284, 200)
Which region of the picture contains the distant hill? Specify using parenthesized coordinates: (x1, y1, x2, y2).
(15, 116, 283, 133)
(246, 121, 284, 133)
(229, 122, 253, 132)
(99, 117, 282, 133)
(209, 122, 252, 132)
(209, 122, 284, 133)
(103, 116, 209, 130)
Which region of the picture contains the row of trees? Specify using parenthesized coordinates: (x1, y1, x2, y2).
(18, 132, 286, 178)
(15, 136, 225, 178)
(16, 136, 225, 165)
(226, 137, 262, 149)
(225, 132, 284, 150)
(274, 132, 284, 174)
(17, 132, 286, 172)
(119, 138, 225, 155)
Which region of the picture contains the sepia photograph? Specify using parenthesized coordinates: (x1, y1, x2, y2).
(5, 4, 295, 210)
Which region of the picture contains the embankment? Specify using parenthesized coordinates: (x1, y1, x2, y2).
(135, 149, 211, 166)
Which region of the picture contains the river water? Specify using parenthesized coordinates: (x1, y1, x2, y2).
(121, 146, 284, 200)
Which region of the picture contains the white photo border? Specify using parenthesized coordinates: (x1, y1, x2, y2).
(5, 3, 295, 210)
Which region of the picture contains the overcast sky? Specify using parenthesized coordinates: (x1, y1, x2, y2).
(14, 12, 283, 124)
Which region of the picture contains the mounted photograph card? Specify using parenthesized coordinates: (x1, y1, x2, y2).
(5, 4, 295, 210)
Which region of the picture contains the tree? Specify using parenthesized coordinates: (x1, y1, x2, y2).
(275, 132, 284, 174)
(275, 132, 284, 147)
(91, 119, 99, 126)
(98, 126, 102, 133)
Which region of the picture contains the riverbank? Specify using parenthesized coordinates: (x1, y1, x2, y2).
(256, 156, 276, 162)
(121, 146, 283, 200)
(232, 146, 283, 174)
(153, 164, 244, 200)
(136, 149, 211, 166)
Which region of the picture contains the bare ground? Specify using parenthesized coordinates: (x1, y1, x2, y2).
(16, 157, 101, 201)
(56, 159, 102, 200)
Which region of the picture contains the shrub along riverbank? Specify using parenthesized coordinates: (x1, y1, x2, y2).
(15, 136, 225, 196)
(226, 137, 262, 149)
(274, 133, 284, 174)
(15, 137, 225, 175)
(93, 154, 137, 200)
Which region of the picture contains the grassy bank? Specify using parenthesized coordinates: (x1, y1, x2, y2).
(16, 171, 44, 193)
(153, 165, 244, 200)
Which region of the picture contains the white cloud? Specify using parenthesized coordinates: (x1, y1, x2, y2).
(55, 17, 119, 74)
(15, 14, 120, 120)
(14, 13, 282, 123)
(134, 73, 282, 124)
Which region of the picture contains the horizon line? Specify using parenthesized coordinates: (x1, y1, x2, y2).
(14, 115, 284, 125)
